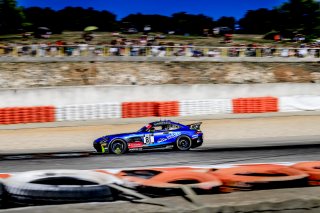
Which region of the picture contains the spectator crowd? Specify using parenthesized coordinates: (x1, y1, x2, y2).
(0, 34, 319, 58)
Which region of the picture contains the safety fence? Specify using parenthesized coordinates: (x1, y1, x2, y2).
(1, 95, 320, 124)
(0, 161, 319, 208)
(0, 45, 319, 58)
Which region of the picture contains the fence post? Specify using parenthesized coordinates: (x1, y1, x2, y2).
(145, 47, 150, 56)
(0, 46, 4, 56)
(221, 48, 227, 57)
(256, 48, 262, 57)
(59, 46, 64, 57)
(124, 47, 130, 56)
(166, 47, 171, 56)
(12, 46, 19, 57)
(203, 48, 208, 56)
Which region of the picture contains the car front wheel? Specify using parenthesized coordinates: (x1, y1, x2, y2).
(109, 140, 127, 154)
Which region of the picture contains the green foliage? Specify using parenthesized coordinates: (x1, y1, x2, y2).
(216, 16, 236, 30)
(239, 0, 320, 37)
(0, 0, 319, 37)
(0, 0, 25, 34)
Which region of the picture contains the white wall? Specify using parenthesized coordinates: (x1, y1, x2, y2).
(1, 83, 320, 107)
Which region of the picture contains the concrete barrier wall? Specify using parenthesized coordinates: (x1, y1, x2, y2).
(1, 83, 320, 107)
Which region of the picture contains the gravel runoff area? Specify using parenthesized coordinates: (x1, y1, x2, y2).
(1, 112, 320, 154)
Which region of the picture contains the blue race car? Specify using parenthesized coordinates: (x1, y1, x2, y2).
(93, 120, 203, 154)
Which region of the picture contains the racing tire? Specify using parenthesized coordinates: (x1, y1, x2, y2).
(174, 136, 192, 151)
(109, 140, 127, 155)
(3, 170, 122, 208)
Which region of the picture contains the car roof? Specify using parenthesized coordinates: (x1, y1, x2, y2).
(150, 120, 182, 127)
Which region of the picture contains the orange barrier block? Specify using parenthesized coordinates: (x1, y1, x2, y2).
(122, 101, 180, 118)
(0, 106, 55, 125)
(232, 97, 278, 113)
(210, 164, 308, 192)
(291, 161, 320, 186)
(157, 101, 179, 117)
(122, 102, 157, 118)
(0, 173, 11, 179)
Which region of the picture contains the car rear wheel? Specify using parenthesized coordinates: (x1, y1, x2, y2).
(175, 136, 192, 151)
(109, 140, 127, 154)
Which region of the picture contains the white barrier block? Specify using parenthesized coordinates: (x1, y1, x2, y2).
(55, 102, 121, 121)
(279, 96, 320, 112)
(180, 99, 232, 116)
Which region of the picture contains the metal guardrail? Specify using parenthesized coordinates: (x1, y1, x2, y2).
(0, 45, 319, 58)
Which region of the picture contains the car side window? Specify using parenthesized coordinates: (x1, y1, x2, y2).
(168, 124, 180, 130)
(154, 126, 163, 131)
(147, 126, 162, 132)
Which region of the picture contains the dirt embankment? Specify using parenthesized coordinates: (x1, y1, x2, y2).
(0, 62, 319, 88)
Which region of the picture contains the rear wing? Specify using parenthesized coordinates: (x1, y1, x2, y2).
(187, 122, 202, 130)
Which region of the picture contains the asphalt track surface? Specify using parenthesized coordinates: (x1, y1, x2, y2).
(1, 144, 320, 173)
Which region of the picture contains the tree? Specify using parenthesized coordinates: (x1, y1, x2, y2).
(121, 13, 171, 32)
(55, 7, 117, 31)
(171, 12, 214, 35)
(238, 0, 320, 37)
(23, 7, 60, 32)
(238, 9, 276, 34)
(216, 16, 236, 30)
(276, 0, 320, 37)
(0, 0, 25, 34)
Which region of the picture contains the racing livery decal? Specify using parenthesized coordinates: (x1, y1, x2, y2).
(144, 134, 154, 144)
(157, 132, 181, 143)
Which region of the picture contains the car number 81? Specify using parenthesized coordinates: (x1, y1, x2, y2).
(144, 134, 154, 144)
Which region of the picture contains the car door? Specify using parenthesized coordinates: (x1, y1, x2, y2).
(153, 125, 171, 145)
(143, 131, 155, 145)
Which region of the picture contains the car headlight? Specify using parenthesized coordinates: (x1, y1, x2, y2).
(94, 137, 108, 144)
(98, 137, 109, 144)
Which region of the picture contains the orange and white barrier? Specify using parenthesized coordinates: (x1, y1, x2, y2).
(1, 96, 320, 125)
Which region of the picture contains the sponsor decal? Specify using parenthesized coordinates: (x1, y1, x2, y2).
(129, 148, 143, 151)
(157, 132, 181, 143)
(128, 142, 144, 149)
(157, 138, 167, 143)
(192, 134, 199, 139)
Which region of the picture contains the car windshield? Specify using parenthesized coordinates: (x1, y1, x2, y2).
(137, 124, 152, 132)
(137, 126, 147, 132)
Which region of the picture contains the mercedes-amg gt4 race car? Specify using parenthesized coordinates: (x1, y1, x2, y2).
(93, 120, 203, 154)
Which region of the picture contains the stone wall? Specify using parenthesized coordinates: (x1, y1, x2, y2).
(0, 62, 319, 88)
